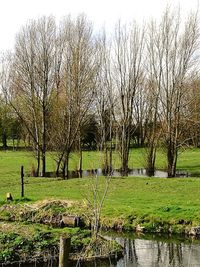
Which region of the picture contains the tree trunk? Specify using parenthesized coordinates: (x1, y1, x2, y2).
(167, 142, 177, 178)
(109, 140, 113, 175)
(2, 129, 7, 150)
(78, 149, 82, 178)
(78, 134, 82, 178)
(36, 149, 40, 177)
(120, 126, 130, 176)
(56, 151, 65, 177)
(66, 152, 70, 180)
(104, 147, 108, 174)
(41, 102, 46, 177)
(62, 157, 66, 180)
(121, 143, 129, 176)
(42, 150, 46, 177)
(122, 149, 129, 176)
(146, 146, 156, 177)
(62, 152, 70, 180)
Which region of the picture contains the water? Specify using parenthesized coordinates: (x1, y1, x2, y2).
(45, 168, 189, 179)
(115, 237, 200, 266)
(78, 233, 200, 267)
(3, 233, 200, 267)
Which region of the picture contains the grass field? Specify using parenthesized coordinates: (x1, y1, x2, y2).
(0, 146, 199, 177)
(0, 147, 200, 233)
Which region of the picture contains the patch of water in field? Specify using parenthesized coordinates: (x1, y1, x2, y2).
(44, 168, 189, 178)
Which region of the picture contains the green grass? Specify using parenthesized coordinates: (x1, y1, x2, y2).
(64, 147, 200, 174)
(1, 175, 200, 231)
(0, 147, 200, 233)
(0, 221, 91, 262)
(0, 146, 198, 174)
(1, 147, 200, 262)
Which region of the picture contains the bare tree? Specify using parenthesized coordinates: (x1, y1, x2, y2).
(0, 52, 13, 149)
(183, 79, 200, 147)
(112, 21, 145, 175)
(147, 8, 199, 177)
(94, 30, 115, 174)
(133, 78, 148, 148)
(144, 79, 161, 175)
(141, 22, 164, 176)
(8, 16, 56, 176)
(51, 15, 98, 179)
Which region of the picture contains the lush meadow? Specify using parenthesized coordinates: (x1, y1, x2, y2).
(0, 147, 200, 229)
(0, 147, 200, 262)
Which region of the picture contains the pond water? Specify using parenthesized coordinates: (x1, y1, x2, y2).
(45, 168, 189, 179)
(75, 232, 200, 267)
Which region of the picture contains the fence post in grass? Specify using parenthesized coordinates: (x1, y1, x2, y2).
(21, 165, 24, 198)
(59, 235, 71, 267)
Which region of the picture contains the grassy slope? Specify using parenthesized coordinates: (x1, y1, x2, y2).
(0, 148, 200, 230)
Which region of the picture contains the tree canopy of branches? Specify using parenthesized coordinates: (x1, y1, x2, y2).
(50, 15, 99, 178)
(0, 7, 200, 178)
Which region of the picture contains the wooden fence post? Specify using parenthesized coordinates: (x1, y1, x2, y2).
(59, 236, 71, 267)
(21, 166, 24, 198)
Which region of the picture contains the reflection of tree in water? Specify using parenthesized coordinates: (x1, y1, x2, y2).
(176, 244, 183, 266)
(156, 241, 162, 264)
(121, 239, 187, 266)
(168, 243, 175, 265)
(125, 239, 138, 264)
(83, 235, 200, 267)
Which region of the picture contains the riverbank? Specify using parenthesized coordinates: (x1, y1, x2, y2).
(1, 174, 200, 230)
(0, 194, 200, 263)
(1, 173, 200, 262)
(1, 180, 200, 235)
(1, 220, 199, 266)
(0, 219, 122, 263)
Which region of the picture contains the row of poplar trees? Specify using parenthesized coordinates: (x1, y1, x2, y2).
(0, 7, 200, 178)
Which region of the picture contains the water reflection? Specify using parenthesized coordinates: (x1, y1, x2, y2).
(112, 237, 200, 267)
(45, 168, 189, 179)
(73, 168, 170, 178)
(3, 235, 200, 267)
(71, 234, 200, 266)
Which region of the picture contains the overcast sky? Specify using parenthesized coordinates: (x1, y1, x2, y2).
(0, 0, 199, 52)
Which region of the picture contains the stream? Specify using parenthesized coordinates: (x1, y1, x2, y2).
(3, 233, 200, 267)
(73, 232, 200, 267)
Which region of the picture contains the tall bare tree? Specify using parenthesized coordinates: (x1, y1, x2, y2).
(51, 15, 98, 178)
(147, 8, 199, 177)
(8, 16, 56, 176)
(94, 31, 115, 174)
(0, 53, 13, 149)
(183, 79, 200, 147)
(112, 21, 145, 175)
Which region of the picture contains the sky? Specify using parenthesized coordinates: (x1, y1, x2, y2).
(0, 0, 199, 52)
